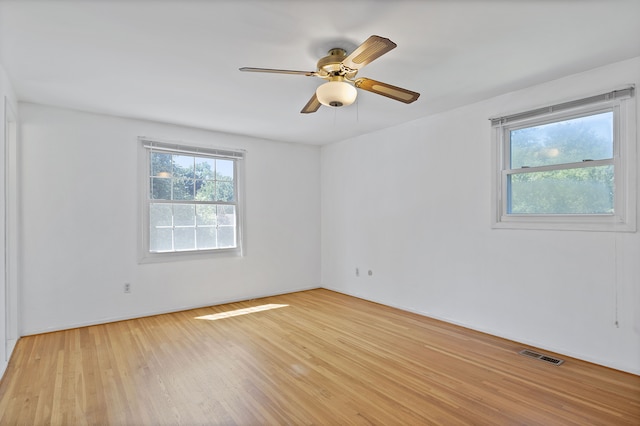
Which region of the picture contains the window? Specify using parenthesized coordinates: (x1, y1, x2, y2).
(139, 138, 244, 261)
(492, 87, 636, 231)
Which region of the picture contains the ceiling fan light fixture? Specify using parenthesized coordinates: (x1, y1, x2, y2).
(240, 35, 419, 114)
(316, 80, 357, 107)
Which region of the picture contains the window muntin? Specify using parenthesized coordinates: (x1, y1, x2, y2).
(492, 87, 635, 231)
(140, 139, 244, 259)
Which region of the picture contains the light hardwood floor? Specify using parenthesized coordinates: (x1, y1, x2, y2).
(1, 289, 639, 425)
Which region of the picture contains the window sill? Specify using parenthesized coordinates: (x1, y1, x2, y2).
(138, 247, 243, 264)
(493, 214, 636, 232)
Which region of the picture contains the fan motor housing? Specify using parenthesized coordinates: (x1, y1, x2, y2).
(317, 48, 347, 76)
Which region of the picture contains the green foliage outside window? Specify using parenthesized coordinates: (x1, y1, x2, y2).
(150, 152, 234, 202)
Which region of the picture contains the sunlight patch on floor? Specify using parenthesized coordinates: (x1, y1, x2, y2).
(195, 304, 289, 321)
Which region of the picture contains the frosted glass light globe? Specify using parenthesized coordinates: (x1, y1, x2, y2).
(316, 81, 357, 107)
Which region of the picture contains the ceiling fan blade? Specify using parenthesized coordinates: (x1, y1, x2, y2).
(239, 67, 317, 76)
(341, 36, 397, 72)
(301, 93, 322, 114)
(354, 78, 420, 104)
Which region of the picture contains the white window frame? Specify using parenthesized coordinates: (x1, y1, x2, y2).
(138, 137, 245, 263)
(491, 87, 636, 232)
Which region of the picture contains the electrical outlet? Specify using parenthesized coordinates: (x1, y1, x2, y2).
(355, 268, 360, 277)
(368, 270, 373, 276)
(124, 283, 131, 293)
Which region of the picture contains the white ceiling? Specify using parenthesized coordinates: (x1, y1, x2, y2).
(1, 0, 639, 145)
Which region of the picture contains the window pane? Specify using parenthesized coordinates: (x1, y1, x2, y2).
(216, 159, 234, 181)
(174, 228, 196, 251)
(196, 205, 216, 226)
(217, 226, 236, 248)
(510, 112, 613, 168)
(216, 181, 234, 202)
(173, 155, 194, 179)
(195, 157, 215, 180)
(217, 205, 236, 226)
(151, 152, 172, 177)
(150, 202, 174, 252)
(196, 227, 217, 249)
(508, 165, 614, 214)
(150, 228, 173, 252)
(150, 177, 171, 200)
(194, 180, 216, 201)
(173, 178, 194, 200)
(150, 203, 172, 226)
(174, 204, 195, 226)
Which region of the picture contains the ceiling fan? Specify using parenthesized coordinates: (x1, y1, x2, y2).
(239, 35, 420, 114)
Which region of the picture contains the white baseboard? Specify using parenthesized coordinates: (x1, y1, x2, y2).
(0, 338, 19, 382)
(23, 285, 321, 336)
(322, 286, 640, 376)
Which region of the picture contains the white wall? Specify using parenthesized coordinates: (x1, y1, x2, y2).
(19, 104, 321, 334)
(0, 62, 19, 378)
(321, 57, 640, 375)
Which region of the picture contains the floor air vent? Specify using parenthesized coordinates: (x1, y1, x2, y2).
(519, 349, 564, 366)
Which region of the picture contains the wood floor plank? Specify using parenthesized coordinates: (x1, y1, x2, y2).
(1, 288, 638, 425)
